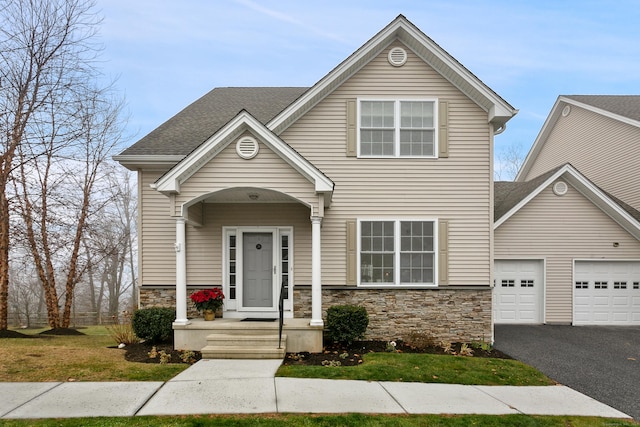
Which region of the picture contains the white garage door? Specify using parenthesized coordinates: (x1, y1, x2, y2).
(494, 260, 544, 324)
(574, 260, 640, 325)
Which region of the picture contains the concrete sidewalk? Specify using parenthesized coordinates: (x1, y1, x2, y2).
(0, 359, 631, 419)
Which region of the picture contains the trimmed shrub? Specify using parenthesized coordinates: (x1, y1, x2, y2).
(132, 307, 175, 343)
(326, 305, 369, 344)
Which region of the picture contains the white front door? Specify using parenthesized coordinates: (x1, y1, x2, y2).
(242, 232, 274, 309)
(223, 226, 293, 316)
(494, 259, 544, 324)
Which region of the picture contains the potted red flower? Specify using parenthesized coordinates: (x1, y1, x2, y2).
(190, 288, 224, 320)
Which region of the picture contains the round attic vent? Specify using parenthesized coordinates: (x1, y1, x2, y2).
(553, 181, 568, 196)
(388, 47, 407, 67)
(562, 105, 571, 117)
(236, 136, 259, 159)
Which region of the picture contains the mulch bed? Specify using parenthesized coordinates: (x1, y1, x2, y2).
(0, 327, 86, 339)
(283, 340, 511, 367)
(122, 341, 202, 364)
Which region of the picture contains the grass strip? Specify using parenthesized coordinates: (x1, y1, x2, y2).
(277, 352, 555, 386)
(0, 414, 635, 427)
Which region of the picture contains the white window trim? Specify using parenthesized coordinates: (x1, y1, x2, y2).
(357, 218, 438, 288)
(222, 226, 294, 315)
(357, 98, 438, 159)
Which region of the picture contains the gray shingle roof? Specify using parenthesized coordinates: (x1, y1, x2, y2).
(119, 87, 309, 156)
(564, 95, 640, 122)
(494, 166, 564, 220)
(495, 163, 640, 223)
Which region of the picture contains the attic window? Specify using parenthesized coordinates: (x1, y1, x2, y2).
(388, 47, 407, 67)
(553, 181, 568, 196)
(236, 136, 259, 159)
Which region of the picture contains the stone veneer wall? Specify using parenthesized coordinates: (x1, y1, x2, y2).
(294, 288, 492, 343)
(141, 287, 492, 342)
(139, 288, 200, 318)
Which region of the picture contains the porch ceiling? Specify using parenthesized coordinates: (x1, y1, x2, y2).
(202, 187, 300, 204)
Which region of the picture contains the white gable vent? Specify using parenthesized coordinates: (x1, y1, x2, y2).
(236, 136, 259, 159)
(388, 47, 407, 67)
(553, 181, 568, 196)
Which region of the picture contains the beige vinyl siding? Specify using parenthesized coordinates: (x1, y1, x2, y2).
(173, 137, 319, 216)
(140, 170, 176, 285)
(186, 203, 311, 285)
(525, 105, 640, 211)
(495, 181, 640, 323)
(280, 41, 493, 287)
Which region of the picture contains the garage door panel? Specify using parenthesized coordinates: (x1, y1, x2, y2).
(499, 295, 516, 304)
(574, 261, 640, 325)
(519, 295, 536, 305)
(612, 297, 630, 306)
(494, 260, 543, 324)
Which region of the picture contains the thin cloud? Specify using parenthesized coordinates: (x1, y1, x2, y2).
(234, 0, 352, 45)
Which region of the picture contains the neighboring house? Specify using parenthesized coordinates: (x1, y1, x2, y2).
(115, 15, 517, 356)
(517, 95, 640, 211)
(493, 95, 640, 326)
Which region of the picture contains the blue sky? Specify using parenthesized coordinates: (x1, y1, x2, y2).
(99, 1, 640, 175)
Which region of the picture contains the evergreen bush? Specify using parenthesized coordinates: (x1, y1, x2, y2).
(326, 305, 369, 344)
(131, 307, 175, 343)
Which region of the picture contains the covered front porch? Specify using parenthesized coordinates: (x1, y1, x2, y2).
(148, 114, 334, 357)
(170, 191, 328, 357)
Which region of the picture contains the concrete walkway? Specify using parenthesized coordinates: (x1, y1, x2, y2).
(0, 359, 631, 419)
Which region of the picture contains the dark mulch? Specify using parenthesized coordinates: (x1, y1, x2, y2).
(39, 328, 86, 336)
(283, 340, 512, 367)
(122, 341, 202, 365)
(0, 328, 87, 338)
(0, 329, 31, 338)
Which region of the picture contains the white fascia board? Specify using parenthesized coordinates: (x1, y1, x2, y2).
(112, 154, 184, 171)
(561, 96, 640, 129)
(154, 111, 334, 196)
(517, 96, 640, 181)
(269, 16, 516, 135)
(397, 23, 516, 125)
(516, 97, 564, 181)
(496, 164, 640, 240)
(494, 165, 569, 229)
(153, 115, 246, 194)
(563, 170, 640, 241)
(246, 117, 334, 193)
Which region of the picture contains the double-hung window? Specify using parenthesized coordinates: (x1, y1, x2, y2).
(359, 220, 436, 286)
(359, 100, 436, 157)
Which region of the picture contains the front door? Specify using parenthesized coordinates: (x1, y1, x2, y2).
(242, 232, 273, 308)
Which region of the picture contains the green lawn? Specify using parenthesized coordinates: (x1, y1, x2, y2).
(277, 352, 555, 386)
(0, 326, 187, 382)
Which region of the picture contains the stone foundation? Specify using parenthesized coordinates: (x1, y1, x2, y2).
(141, 286, 492, 343)
(295, 287, 491, 343)
(139, 287, 201, 318)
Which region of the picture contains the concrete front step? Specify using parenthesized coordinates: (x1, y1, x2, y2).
(201, 333, 287, 359)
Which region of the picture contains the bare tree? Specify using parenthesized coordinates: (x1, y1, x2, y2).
(14, 90, 124, 328)
(82, 166, 137, 322)
(495, 142, 526, 181)
(0, 0, 124, 329)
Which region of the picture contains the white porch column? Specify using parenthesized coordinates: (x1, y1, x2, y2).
(310, 216, 324, 326)
(174, 217, 189, 324)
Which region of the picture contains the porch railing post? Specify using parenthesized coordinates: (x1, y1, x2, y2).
(175, 217, 189, 324)
(310, 216, 323, 326)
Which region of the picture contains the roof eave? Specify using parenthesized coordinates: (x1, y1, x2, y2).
(112, 155, 185, 171)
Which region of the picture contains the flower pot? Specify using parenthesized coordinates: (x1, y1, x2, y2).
(203, 309, 215, 321)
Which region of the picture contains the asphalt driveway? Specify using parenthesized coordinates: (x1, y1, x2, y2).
(494, 325, 640, 420)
